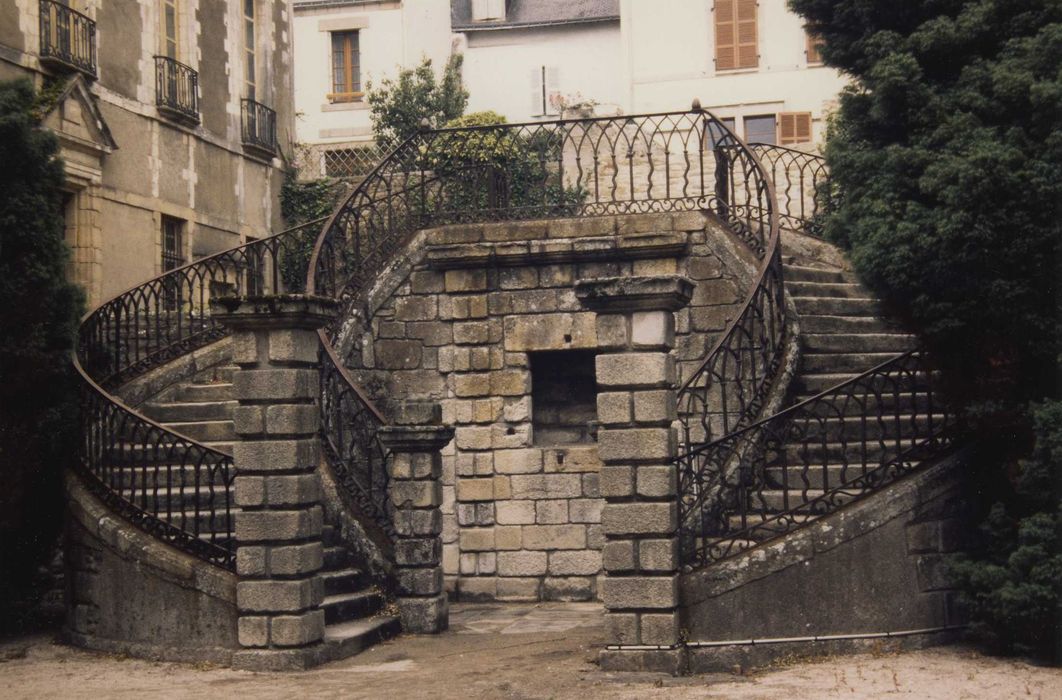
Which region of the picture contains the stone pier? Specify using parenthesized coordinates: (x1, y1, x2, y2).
(576, 275, 693, 674)
(211, 294, 337, 671)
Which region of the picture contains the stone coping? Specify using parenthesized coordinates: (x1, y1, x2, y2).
(210, 294, 339, 330)
(425, 232, 688, 270)
(575, 275, 695, 312)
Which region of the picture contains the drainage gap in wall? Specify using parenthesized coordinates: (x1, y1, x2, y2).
(530, 350, 598, 446)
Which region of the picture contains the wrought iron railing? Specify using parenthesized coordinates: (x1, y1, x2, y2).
(748, 144, 831, 235)
(73, 218, 324, 570)
(241, 98, 277, 154)
(677, 349, 954, 569)
(154, 56, 199, 122)
(307, 108, 765, 539)
(39, 0, 97, 77)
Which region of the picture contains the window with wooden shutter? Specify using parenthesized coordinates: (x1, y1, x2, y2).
(329, 30, 361, 101)
(714, 0, 758, 71)
(806, 30, 824, 64)
(778, 112, 813, 145)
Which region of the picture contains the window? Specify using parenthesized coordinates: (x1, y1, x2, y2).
(778, 112, 813, 146)
(530, 351, 598, 446)
(243, 0, 255, 99)
(330, 31, 361, 100)
(530, 65, 560, 117)
(161, 0, 178, 58)
(472, 0, 505, 22)
(715, 0, 758, 70)
(744, 114, 776, 145)
(161, 215, 185, 309)
(806, 30, 824, 64)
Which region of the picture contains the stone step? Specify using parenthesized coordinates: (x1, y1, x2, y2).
(791, 390, 938, 412)
(161, 420, 236, 443)
(323, 616, 401, 658)
(798, 314, 898, 334)
(118, 485, 233, 509)
(102, 442, 233, 466)
(142, 400, 237, 423)
(324, 545, 354, 570)
(176, 383, 235, 402)
(792, 372, 861, 395)
(322, 568, 369, 597)
(791, 296, 881, 316)
(786, 281, 867, 299)
(165, 509, 235, 534)
(193, 365, 238, 384)
(765, 464, 878, 490)
(783, 439, 922, 463)
(725, 513, 814, 540)
(801, 352, 901, 374)
(782, 264, 850, 284)
(322, 590, 385, 625)
(802, 333, 916, 353)
(786, 413, 947, 442)
(109, 464, 231, 488)
(749, 489, 860, 513)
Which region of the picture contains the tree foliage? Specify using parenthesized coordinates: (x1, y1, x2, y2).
(788, 0, 1062, 660)
(0, 79, 83, 632)
(367, 54, 468, 149)
(790, 0, 1062, 411)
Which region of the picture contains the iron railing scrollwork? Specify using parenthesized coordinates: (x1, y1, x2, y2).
(74, 218, 325, 569)
(747, 143, 831, 236)
(154, 56, 199, 122)
(241, 98, 277, 154)
(676, 349, 954, 569)
(39, 0, 97, 77)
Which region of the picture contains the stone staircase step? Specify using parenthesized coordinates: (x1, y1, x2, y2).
(323, 616, 401, 658)
(786, 281, 866, 298)
(750, 489, 860, 513)
(789, 413, 947, 442)
(801, 352, 901, 374)
(725, 513, 814, 540)
(765, 464, 877, 490)
(782, 264, 850, 284)
(798, 315, 898, 334)
(165, 509, 235, 533)
(118, 485, 233, 509)
(194, 365, 238, 383)
(324, 545, 355, 570)
(791, 296, 881, 316)
(142, 400, 237, 423)
(802, 333, 916, 353)
(792, 372, 861, 394)
(322, 568, 369, 596)
(176, 382, 235, 402)
(162, 420, 236, 442)
(102, 443, 233, 465)
(110, 464, 230, 488)
(322, 590, 385, 625)
(791, 391, 937, 411)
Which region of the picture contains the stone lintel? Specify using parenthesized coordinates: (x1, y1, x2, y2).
(378, 425, 455, 454)
(210, 294, 339, 331)
(576, 276, 694, 313)
(391, 399, 443, 426)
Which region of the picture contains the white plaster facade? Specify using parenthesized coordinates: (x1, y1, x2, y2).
(292, 0, 451, 150)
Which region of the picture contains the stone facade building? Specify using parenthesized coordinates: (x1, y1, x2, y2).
(0, 0, 294, 306)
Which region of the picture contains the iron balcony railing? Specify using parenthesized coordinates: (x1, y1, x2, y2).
(154, 56, 199, 122)
(241, 98, 277, 154)
(39, 0, 97, 78)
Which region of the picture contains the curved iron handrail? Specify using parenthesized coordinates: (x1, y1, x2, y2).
(306, 108, 766, 538)
(747, 143, 831, 235)
(676, 349, 954, 569)
(73, 217, 327, 570)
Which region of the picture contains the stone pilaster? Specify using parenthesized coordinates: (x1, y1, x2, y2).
(210, 294, 337, 671)
(378, 401, 454, 634)
(576, 276, 693, 675)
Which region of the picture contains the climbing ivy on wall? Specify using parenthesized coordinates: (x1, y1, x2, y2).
(277, 174, 344, 291)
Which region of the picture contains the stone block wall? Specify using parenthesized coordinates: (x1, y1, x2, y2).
(339, 212, 752, 601)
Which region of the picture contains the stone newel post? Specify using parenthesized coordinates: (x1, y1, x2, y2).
(211, 294, 337, 671)
(378, 402, 454, 634)
(576, 275, 693, 675)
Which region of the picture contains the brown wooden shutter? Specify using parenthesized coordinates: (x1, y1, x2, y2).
(714, 1, 736, 71)
(716, 1, 758, 70)
(806, 31, 823, 64)
(778, 112, 813, 145)
(736, 0, 758, 68)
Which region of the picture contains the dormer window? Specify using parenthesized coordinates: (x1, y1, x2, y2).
(471, 0, 506, 22)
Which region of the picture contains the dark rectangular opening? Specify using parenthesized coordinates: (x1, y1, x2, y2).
(530, 350, 598, 446)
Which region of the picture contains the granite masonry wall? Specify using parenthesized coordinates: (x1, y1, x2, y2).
(339, 211, 755, 601)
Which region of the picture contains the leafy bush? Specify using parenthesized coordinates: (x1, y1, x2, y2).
(278, 175, 344, 291)
(423, 111, 586, 220)
(367, 55, 468, 149)
(0, 79, 83, 633)
(946, 400, 1062, 660)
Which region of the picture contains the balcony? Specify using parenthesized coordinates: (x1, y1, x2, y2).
(240, 98, 277, 157)
(39, 0, 97, 78)
(154, 56, 199, 123)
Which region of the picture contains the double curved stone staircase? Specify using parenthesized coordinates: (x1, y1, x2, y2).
(69, 109, 957, 668)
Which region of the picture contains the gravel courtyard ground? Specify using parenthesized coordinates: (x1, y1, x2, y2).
(2, 603, 1059, 699)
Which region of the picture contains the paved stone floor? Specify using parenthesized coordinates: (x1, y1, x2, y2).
(2, 603, 1060, 699)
